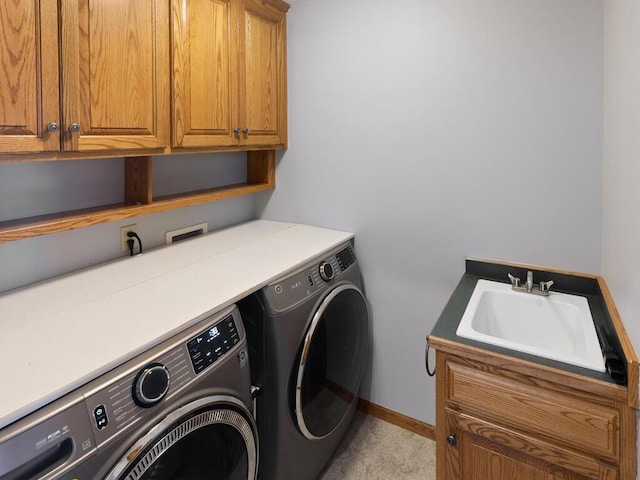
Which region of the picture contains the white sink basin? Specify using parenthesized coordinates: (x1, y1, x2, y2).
(456, 279, 605, 372)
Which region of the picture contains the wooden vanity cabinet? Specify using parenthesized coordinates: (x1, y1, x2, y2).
(171, 0, 288, 149)
(0, 1, 169, 154)
(435, 350, 636, 480)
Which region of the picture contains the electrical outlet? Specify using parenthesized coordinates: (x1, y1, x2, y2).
(121, 224, 138, 252)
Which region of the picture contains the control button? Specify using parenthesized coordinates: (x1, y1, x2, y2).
(133, 364, 170, 408)
(93, 405, 108, 429)
(319, 262, 334, 282)
(238, 350, 247, 368)
(274, 284, 283, 294)
(307, 275, 314, 287)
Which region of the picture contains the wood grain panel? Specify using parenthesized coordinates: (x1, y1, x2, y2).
(171, 0, 237, 148)
(450, 411, 618, 480)
(0, 1, 60, 152)
(125, 156, 152, 205)
(0, 1, 37, 131)
(61, 0, 169, 151)
(247, 149, 275, 187)
(0, 182, 273, 243)
(85, 1, 154, 129)
(238, 0, 287, 146)
(429, 335, 629, 403)
(244, 10, 277, 133)
(447, 361, 620, 461)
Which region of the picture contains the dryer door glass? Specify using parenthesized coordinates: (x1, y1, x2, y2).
(295, 285, 370, 440)
(105, 398, 257, 480)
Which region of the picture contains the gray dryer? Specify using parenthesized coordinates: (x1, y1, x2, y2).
(239, 242, 371, 480)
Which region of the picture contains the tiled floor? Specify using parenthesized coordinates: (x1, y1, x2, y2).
(319, 413, 437, 480)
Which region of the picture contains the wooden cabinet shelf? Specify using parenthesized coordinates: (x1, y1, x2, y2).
(0, 0, 286, 243)
(0, 150, 275, 243)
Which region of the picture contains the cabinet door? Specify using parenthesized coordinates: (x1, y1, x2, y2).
(171, 0, 238, 148)
(60, 0, 169, 152)
(0, 1, 60, 153)
(238, 0, 287, 147)
(445, 410, 618, 480)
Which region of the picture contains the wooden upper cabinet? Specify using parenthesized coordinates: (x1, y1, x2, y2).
(238, 0, 288, 147)
(171, 0, 288, 149)
(0, 0, 287, 157)
(59, 0, 169, 152)
(0, 1, 61, 153)
(171, 0, 238, 148)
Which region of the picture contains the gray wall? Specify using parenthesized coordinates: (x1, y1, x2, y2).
(602, 1, 640, 472)
(603, 0, 640, 368)
(257, 0, 604, 425)
(0, 0, 613, 435)
(0, 153, 254, 293)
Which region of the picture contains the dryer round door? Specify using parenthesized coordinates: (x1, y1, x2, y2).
(295, 284, 370, 440)
(104, 396, 258, 480)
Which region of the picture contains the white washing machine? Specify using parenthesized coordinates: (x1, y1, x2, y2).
(0, 305, 258, 480)
(239, 242, 371, 480)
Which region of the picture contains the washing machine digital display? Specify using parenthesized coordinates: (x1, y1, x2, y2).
(186, 315, 240, 374)
(335, 245, 355, 271)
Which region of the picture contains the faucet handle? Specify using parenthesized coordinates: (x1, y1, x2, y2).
(507, 273, 521, 288)
(539, 280, 554, 293)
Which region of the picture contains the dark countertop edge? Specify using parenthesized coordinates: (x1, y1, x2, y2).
(430, 258, 626, 386)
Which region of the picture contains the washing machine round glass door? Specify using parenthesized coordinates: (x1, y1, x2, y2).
(295, 284, 370, 440)
(105, 396, 257, 480)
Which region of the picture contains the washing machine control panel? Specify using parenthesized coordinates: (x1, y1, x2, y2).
(266, 244, 357, 312)
(187, 314, 240, 374)
(84, 308, 244, 449)
(335, 245, 356, 271)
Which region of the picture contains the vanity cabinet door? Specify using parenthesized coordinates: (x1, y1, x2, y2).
(0, 1, 60, 153)
(445, 410, 618, 480)
(59, 0, 169, 152)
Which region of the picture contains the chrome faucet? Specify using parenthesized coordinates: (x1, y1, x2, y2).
(508, 271, 554, 296)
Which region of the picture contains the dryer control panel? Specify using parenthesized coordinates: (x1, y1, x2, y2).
(264, 243, 358, 313)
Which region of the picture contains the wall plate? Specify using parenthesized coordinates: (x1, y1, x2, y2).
(165, 222, 208, 245)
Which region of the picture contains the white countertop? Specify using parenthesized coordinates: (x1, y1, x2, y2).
(0, 220, 353, 429)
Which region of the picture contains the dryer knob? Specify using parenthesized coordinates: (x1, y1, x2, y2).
(319, 261, 334, 282)
(133, 364, 170, 408)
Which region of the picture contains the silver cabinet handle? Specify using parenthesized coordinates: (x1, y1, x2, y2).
(68, 123, 81, 133)
(242, 128, 250, 135)
(46, 122, 59, 132)
(233, 127, 241, 134)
